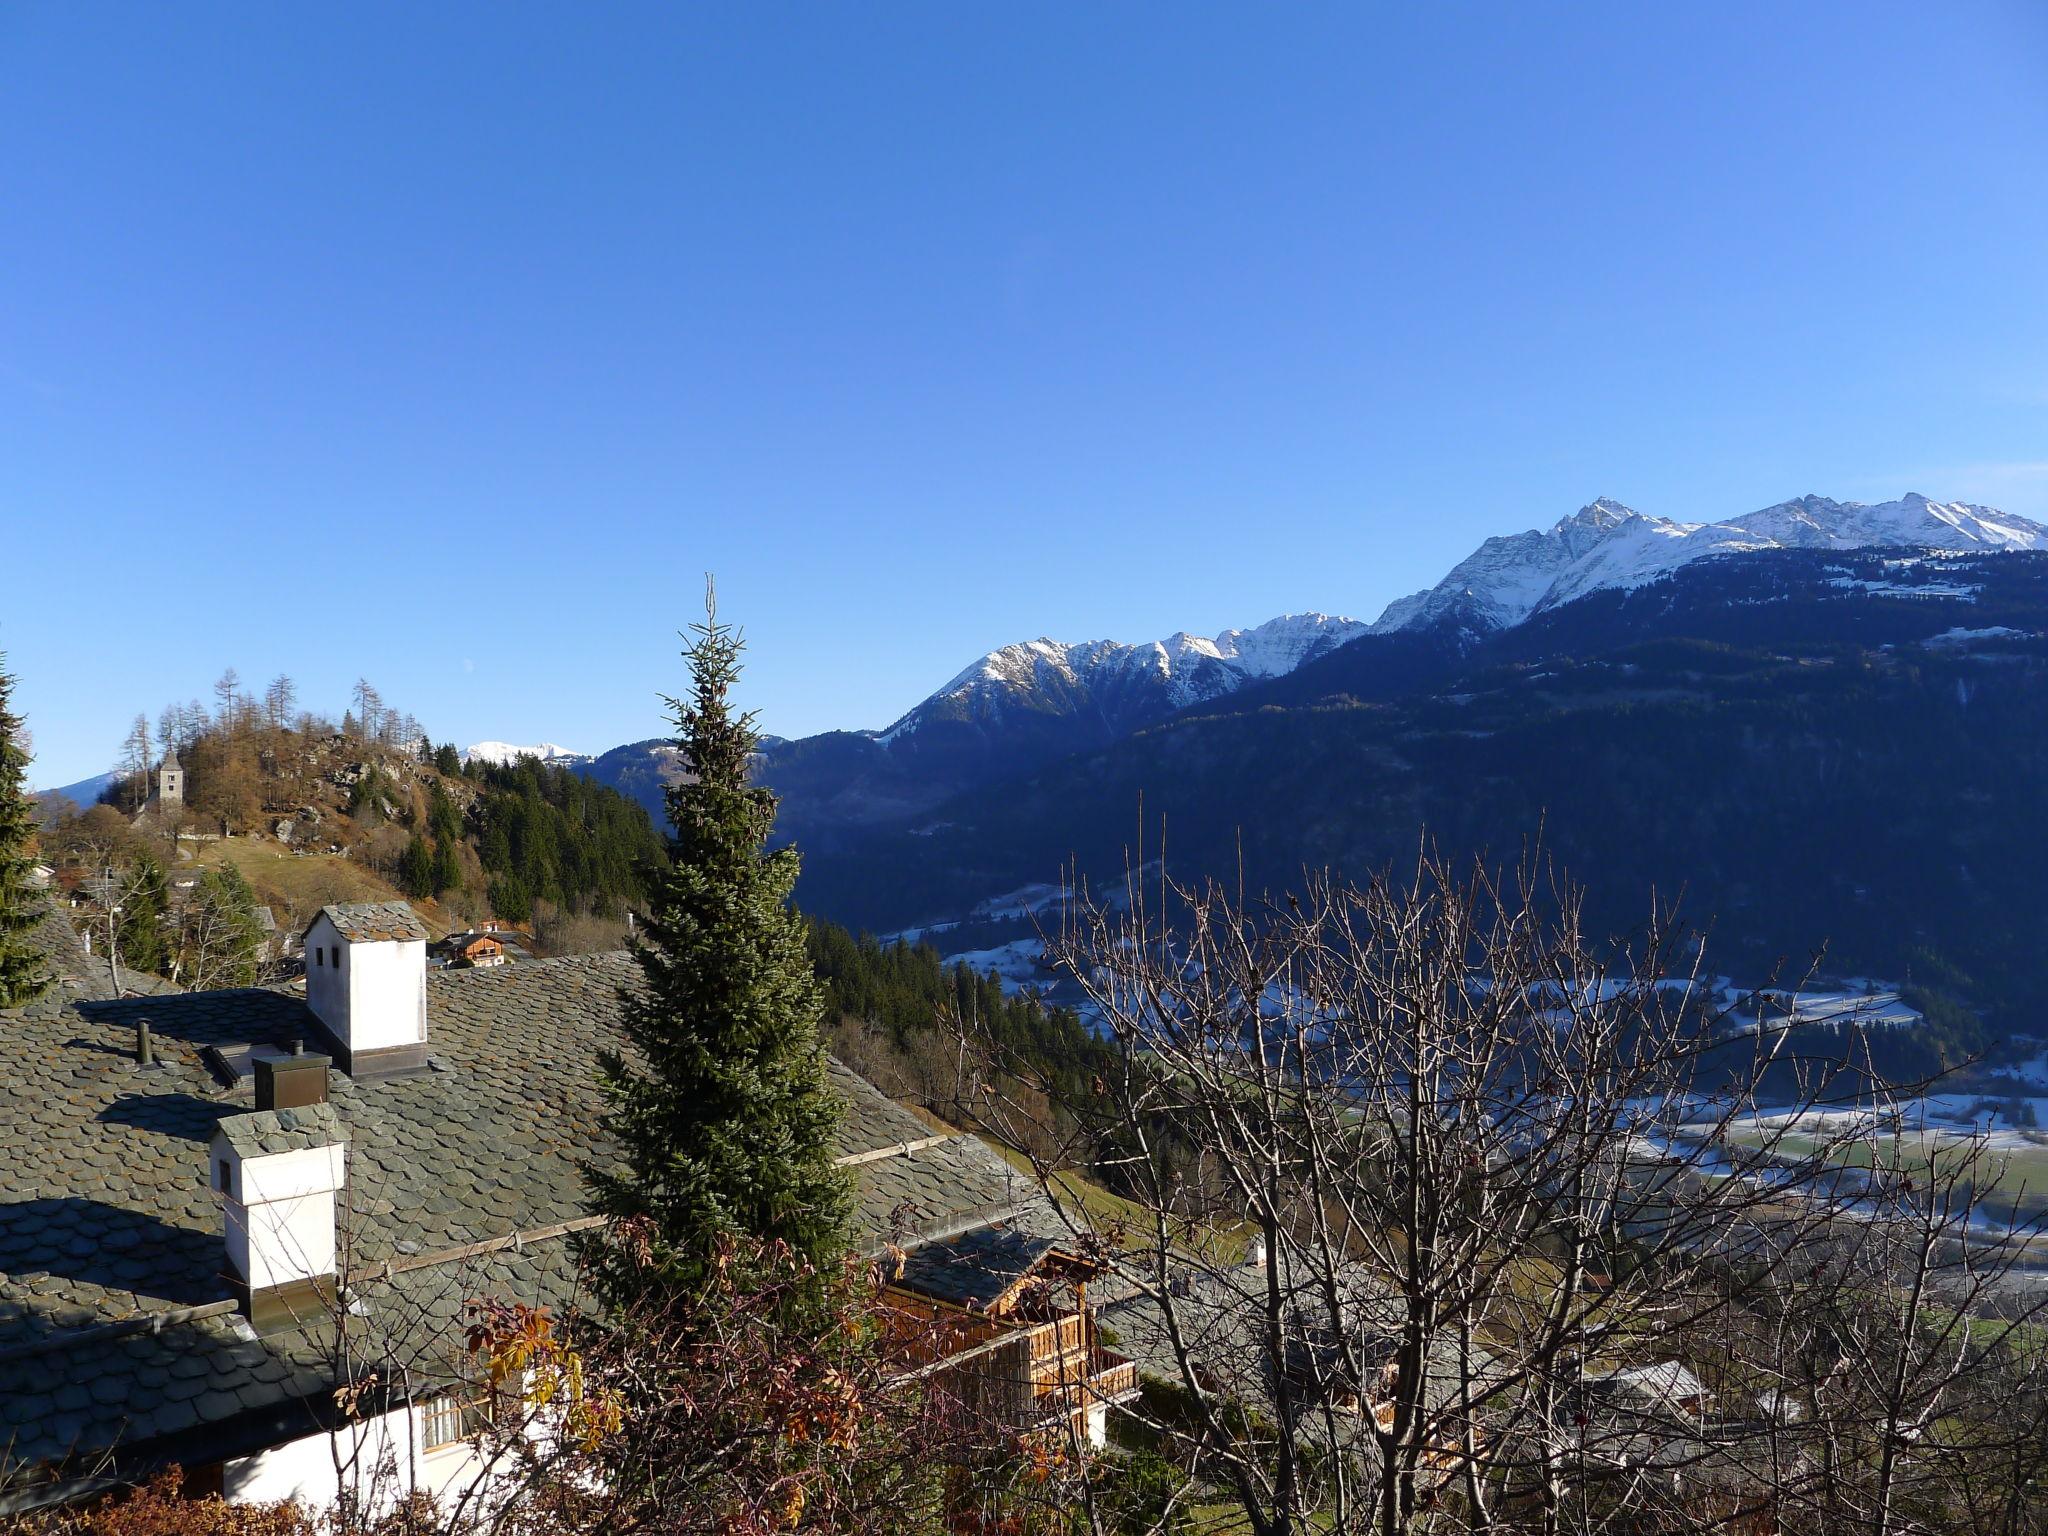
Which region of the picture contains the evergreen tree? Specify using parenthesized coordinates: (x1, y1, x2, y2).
(0, 656, 49, 1008)
(431, 837, 462, 896)
(589, 589, 850, 1296)
(178, 865, 263, 989)
(488, 873, 532, 924)
(120, 853, 170, 976)
(428, 782, 463, 844)
(434, 742, 463, 776)
(399, 833, 434, 899)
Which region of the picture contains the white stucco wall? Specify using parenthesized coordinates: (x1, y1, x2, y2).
(302, 914, 346, 1038)
(303, 915, 428, 1056)
(223, 1397, 534, 1520)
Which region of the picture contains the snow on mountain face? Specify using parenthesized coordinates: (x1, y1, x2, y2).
(879, 612, 1370, 744)
(1373, 493, 2048, 637)
(461, 741, 590, 767)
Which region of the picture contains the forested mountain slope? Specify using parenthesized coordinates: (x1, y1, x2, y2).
(792, 548, 2048, 1035)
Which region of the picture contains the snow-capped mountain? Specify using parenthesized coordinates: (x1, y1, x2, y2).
(1373, 493, 2048, 637)
(878, 613, 1370, 744)
(461, 740, 591, 768)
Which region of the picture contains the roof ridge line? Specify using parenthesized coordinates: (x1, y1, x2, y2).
(835, 1132, 955, 1168)
(366, 1213, 608, 1280)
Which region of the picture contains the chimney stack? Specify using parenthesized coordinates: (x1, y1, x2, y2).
(300, 902, 431, 1078)
(211, 1103, 348, 1333)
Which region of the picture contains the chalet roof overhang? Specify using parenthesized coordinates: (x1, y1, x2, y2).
(887, 1223, 1103, 1315)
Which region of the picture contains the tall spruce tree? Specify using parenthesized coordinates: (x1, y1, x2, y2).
(0, 656, 50, 1008)
(589, 588, 850, 1295)
(398, 833, 435, 899)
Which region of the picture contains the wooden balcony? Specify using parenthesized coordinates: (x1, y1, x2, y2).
(917, 1308, 1142, 1433)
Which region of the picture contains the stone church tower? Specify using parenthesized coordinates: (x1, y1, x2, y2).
(156, 746, 184, 810)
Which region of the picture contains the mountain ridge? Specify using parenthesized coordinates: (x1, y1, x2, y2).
(1370, 492, 2048, 637)
(520, 491, 2048, 856)
(877, 611, 1371, 745)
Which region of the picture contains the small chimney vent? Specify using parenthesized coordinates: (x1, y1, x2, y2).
(255, 1044, 332, 1110)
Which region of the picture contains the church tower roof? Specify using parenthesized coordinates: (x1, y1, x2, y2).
(160, 746, 182, 771)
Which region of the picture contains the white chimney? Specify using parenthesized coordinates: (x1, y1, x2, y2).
(212, 1102, 348, 1332)
(301, 902, 431, 1077)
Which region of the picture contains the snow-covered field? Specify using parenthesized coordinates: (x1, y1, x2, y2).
(943, 938, 1047, 994)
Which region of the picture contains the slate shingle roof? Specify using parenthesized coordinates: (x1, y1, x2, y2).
(1098, 1257, 1504, 1435)
(215, 1103, 348, 1157)
(0, 938, 1054, 1500)
(312, 902, 431, 944)
(13, 898, 177, 1020)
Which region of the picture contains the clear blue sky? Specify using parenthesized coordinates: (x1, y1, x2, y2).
(7, 2, 2047, 787)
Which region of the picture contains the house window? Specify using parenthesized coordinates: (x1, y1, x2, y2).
(217, 1160, 233, 1197)
(421, 1389, 494, 1451)
(313, 949, 322, 967)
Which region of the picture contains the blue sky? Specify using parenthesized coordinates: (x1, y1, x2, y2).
(6, 2, 2047, 787)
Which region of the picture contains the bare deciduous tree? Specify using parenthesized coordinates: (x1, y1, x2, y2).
(961, 851, 2048, 1536)
(351, 680, 385, 744)
(117, 712, 154, 809)
(266, 674, 299, 733)
(215, 667, 243, 730)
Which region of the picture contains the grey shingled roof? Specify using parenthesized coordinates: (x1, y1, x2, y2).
(0, 942, 1055, 1497)
(1099, 1257, 1504, 1437)
(15, 894, 179, 1014)
(894, 1226, 1059, 1311)
(311, 902, 430, 944)
(214, 1103, 348, 1157)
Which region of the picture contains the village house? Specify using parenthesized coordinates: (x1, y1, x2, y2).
(879, 1224, 1137, 1449)
(1098, 1253, 1507, 1490)
(0, 900, 1136, 1518)
(428, 929, 507, 969)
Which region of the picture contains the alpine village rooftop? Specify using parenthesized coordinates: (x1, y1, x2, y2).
(0, 898, 1138, 1516)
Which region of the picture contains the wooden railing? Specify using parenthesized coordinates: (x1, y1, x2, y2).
(906, 1308, 1143, 1431)
(1079, 1355, 1138, 1408)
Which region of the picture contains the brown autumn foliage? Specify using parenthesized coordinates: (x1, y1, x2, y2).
(12, 1468, 312, 1536)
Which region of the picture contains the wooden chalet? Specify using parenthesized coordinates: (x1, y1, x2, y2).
(883, 1224, 1139, 1448)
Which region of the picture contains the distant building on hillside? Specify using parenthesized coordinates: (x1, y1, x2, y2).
(130, 748, 186, 829)
(155, 747, 183, 810)
(432, 929, 507, 968)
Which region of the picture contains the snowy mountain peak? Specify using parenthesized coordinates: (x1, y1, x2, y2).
(880, 612, 1369, 745)
(1552, 497, 1639, 536)
(462, 740, 590, 767)
(1375, 492, 2048, 637)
